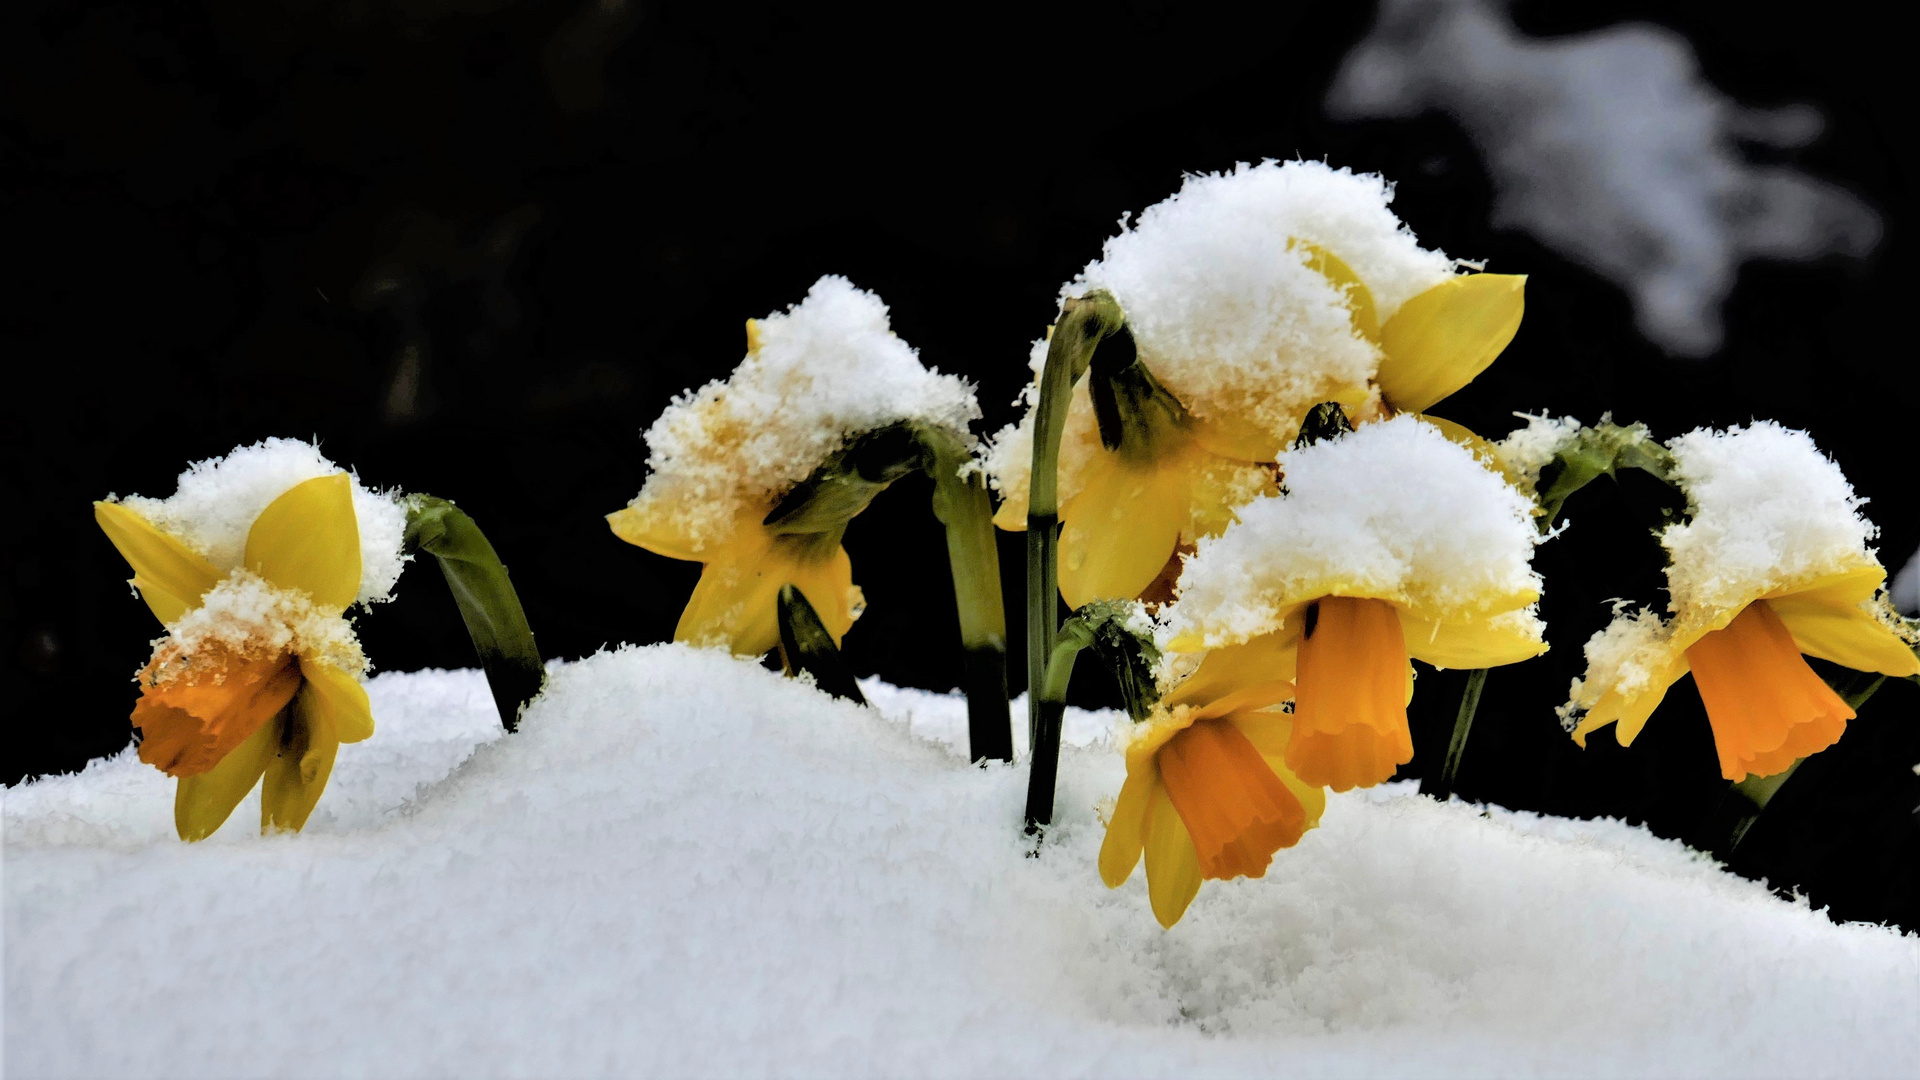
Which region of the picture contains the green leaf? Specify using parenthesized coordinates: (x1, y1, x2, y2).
(777, 585, 866, 705)
(404, 495, 546, 732)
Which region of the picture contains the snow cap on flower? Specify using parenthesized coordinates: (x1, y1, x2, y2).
(115, 437, 408, 606)
(623, 275, 980, 549)
(1661, 421, 1878, 616)
(1165, 416, 1544, 648)
(152, 570, 368, 682)
(1073, 159, 1454, 437)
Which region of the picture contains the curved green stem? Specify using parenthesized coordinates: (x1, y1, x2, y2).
(1423, 667, 1487, 801)
(1025, 293, 1127, 751)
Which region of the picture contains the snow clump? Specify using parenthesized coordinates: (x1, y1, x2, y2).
(1167, 415, 1544, 647)
(152, 570, 368, 680)
(1661, 420, 1879, 615)
(114, 436, 409, 606)
(619, 275, 980, 549)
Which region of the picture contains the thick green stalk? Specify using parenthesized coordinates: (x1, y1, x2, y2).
(919, 426, 1011, 762)
(777, 585, 867, 705)
(1024, 619, 1095, 833)
(1026, 292, 1127, 749)
(403, 495, 545, 732)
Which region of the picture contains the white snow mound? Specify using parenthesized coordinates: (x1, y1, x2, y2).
(7, 648, 1917, 1078)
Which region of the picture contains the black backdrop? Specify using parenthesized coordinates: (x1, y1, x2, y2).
(7, 1, 1915, 929)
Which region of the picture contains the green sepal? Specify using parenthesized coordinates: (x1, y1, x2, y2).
(764, 422, 924, 534)
(403, 495, 546, 732)
(777, 584, 866, 705)
(1087, 325, 1190, 462)
(1534, 419, 1677, 530)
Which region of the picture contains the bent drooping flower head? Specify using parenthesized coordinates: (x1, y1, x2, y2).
(1564, 422, 1920, 781)
(608, 275, 980, 656)
(1161, 415, 1548, 794)
(95, 438, 409, 840)
(983, 160, 1525, 608)
(1099, 652, 1325, 929)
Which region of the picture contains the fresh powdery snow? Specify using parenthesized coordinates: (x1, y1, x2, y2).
(8, 647, 1918, 1078)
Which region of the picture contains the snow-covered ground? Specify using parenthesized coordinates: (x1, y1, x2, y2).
(7, 646, 1917, 1078)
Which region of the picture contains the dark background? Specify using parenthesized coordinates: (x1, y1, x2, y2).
(6, 2, 1915, 929)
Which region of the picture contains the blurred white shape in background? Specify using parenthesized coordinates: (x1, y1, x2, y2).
(1892, 547, 1920, 616)
(1327, 0, 1881, 357)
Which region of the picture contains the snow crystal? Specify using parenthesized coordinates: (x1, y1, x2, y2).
(151, 570, 367, 679)
(1328, 0, 1880, 356)
(1663, 422, 1878, 616)
(1168, 416, 1543, 647)
(1495, 412, 1583, 490)
(9, 650, 1917, 1078)
(1074, 159, 1452, 441)
(620, 275, 980, 549)
(115, 437, 409, 606)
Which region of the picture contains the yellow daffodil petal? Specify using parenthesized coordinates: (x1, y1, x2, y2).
(1400, 610, 1549, 670)
(174, 713, 282, 842)
(298, 656, 375, 744)
(1099, 768, 1158, 888)
(1164, 629, 1302, 709)
(677, 531, 856, 657)
(261, 680, 342, 834)
(1377, 273, 1525, 414)
(607, 505, 709, 562)
(1294, 240, 1380, 342)
(1769, 596, 1920, 679)
(1184, 454, 1281, 542)
(991, 495, 1028, 532)
(1190, 414, 1281, 464)
(1767, 566, 1886, 609)
(94, 502, 223, 625)
(1142, 786, 1203, 929)
(245, 474, 361, 610)
(1572, 654, 1690, 748)
(1058, 456, 1190, 609)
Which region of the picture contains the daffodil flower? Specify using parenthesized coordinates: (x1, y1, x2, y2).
(609, 275, 980, 659)
(1161, 416, 1548, 793)
(1565, 422, 1920, 781)
(1098, 642, 1324, 928)
(985, 160, 1525, 609)
(96, 474, 379, 841)
(609, 503, 859, 657)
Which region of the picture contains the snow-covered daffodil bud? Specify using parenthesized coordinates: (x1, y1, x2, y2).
(94, 439, 409, 841)
(608, 275, 982, 658)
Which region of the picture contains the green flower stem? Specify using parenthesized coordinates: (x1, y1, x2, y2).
(1422, 667, 1488, 801)
(1024, 600, 1161, 833)
(1026, 293, 1127, 751)
(1711, 672, 1891, 856)
(1024, 618, 1096, 833)
(1427, 422, 1678, 802)
(777, 584, 867, 704)
(403, 495, 545, 732)
(918, 426, 1012, 763)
